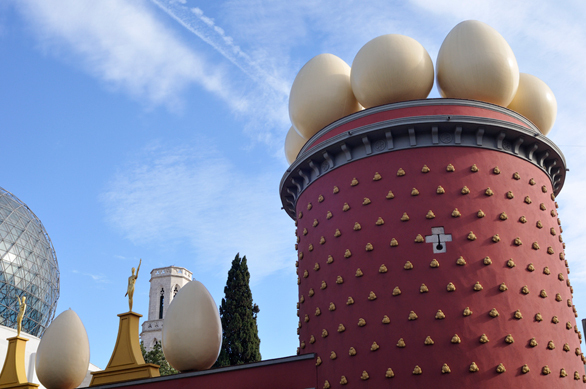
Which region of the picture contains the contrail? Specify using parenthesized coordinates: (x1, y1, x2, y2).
(150, 0, 289, 97)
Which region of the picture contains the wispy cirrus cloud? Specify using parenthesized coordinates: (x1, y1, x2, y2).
(15, 0, 242, 110)
(13, 0, 291, 147)
(148, 0, 291, 146)
(72, 270, 110, 283)
(101, 142, 292, 281)
(151, 0, 290, 96)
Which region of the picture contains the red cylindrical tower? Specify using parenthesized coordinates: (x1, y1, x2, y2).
(280, 99, 583, 388)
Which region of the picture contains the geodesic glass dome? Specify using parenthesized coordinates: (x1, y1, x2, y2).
(0, 187, 59, 337)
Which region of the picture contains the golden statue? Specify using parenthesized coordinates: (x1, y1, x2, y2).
(16, 296, 26, 336)
(125, 259, 141, 312)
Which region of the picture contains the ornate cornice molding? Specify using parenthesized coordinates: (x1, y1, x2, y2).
(280, 99, 566, 219)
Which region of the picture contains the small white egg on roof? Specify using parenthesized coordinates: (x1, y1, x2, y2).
(285, 126, 307, 165)
(163, 280, 222, 372)
(351, 34, 434, 108)
(289, 53, 361, 140)
(436, 20, 519, 107)
(508, 73, 557, 135)
(36, 309, 90, 389)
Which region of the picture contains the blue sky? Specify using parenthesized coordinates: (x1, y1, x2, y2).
(1, 0, 586, 369)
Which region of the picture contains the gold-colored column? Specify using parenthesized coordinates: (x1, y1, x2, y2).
(90, 312, 159, 386)
(0, 336, 39, 389)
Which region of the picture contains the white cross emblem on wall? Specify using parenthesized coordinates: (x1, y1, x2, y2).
(425, 227, 452, 254)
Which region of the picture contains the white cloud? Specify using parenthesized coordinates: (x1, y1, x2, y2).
(101, 142, 293, 281)
(13, 0, 292, 150)
(150, 0, 291, 146)
(14, 0, 245, 111)
(72, 270, 110, 283)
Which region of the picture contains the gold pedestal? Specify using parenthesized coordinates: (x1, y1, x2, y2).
(0, 337, 38, 389)
(90, 312, 159, 386)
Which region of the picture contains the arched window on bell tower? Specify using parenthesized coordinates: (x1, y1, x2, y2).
(173, 285, 179, 297)
(159, 288, 164, 319)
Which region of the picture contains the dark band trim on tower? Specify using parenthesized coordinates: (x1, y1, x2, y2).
(280, 99, 566, 219)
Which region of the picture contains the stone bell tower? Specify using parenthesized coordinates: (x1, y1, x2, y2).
(140, 266, 193, 350)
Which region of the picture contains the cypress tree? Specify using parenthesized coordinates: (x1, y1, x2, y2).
(214, 253, 261, 367)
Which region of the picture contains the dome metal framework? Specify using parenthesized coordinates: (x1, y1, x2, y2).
(0, 187, 60, 337)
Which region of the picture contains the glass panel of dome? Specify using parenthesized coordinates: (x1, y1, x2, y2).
(12, 247, 22, 258)
(4, 252, 15, 263)
(11, 246, 21, 256)
(10, 219, 22, 230)
(9, 220, 22, 231)
(2, 263, 13, 275)
(13, 269, 23, 280)
(14, 279, 23, 289)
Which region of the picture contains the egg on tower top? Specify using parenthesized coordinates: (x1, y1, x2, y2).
(288, 53, 362, 141)
(284, 126, 307, 165)
(350, 34, 434, 108)
(508, 73, 557, 135)
(436, 20, 520, 107)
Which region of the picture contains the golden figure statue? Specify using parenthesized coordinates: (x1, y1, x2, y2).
(125, 259, 141, 312)
(16, 296, 26, 336)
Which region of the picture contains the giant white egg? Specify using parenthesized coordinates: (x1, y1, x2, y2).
(351, 34, 434, 108)
(162, 280, 221, 372)
(289, 53, 361, 140)
(436, 20, 519, 107)
(284, 126, 307, 165)
(35, 309, 90, 389)
(507, 73, 557, 135)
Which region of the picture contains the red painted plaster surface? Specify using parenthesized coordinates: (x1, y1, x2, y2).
(296, 147, 582, 388)
(95, 356, 317, 389)
(305, 103, 530, 151)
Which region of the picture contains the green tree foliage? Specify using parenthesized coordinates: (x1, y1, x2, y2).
(214, 253, 261, 367)
(140, 340, 178, 376)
